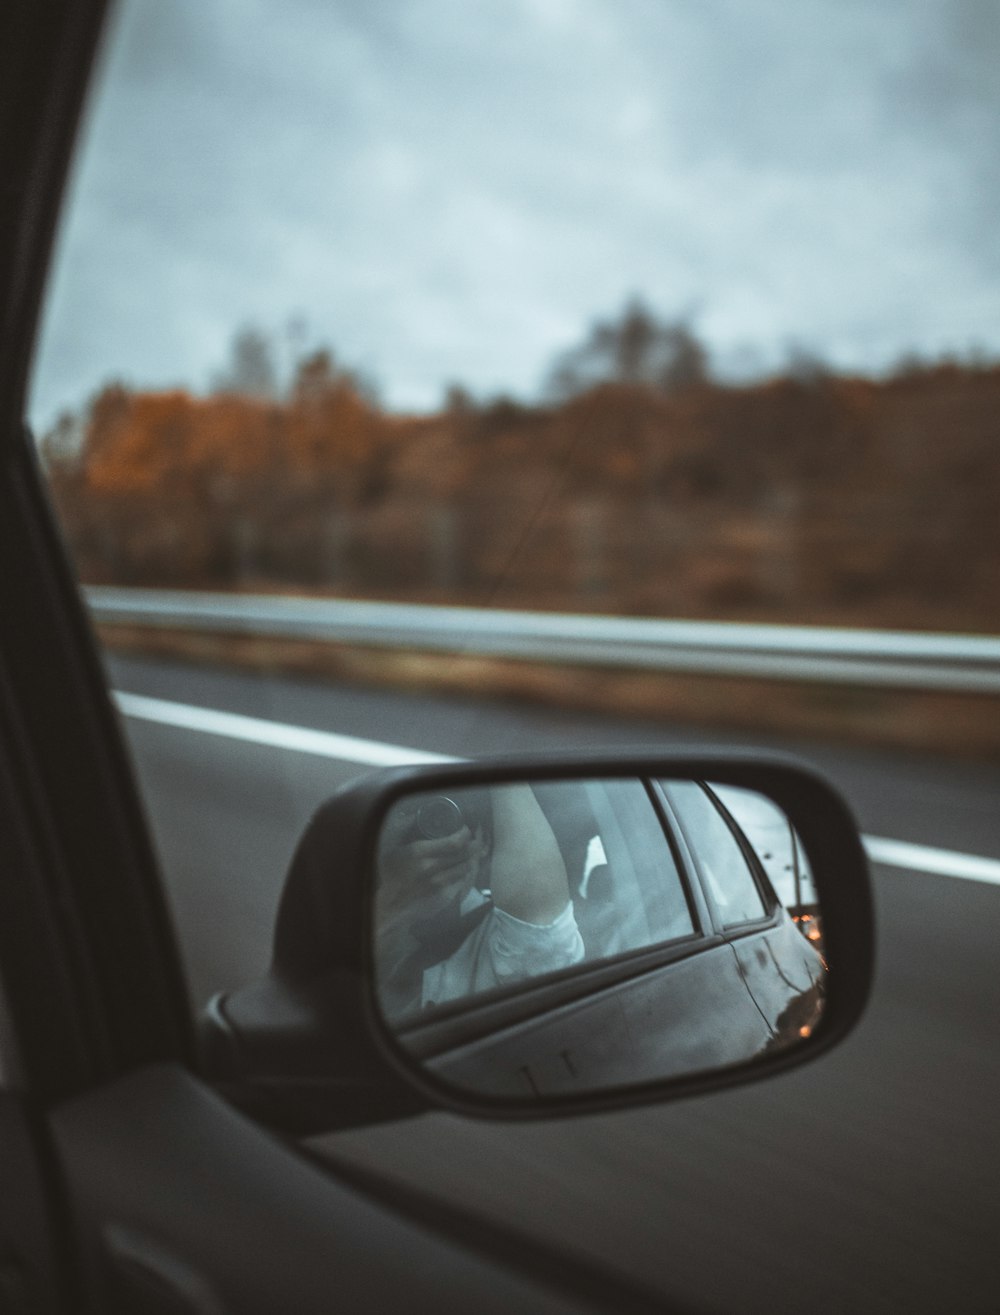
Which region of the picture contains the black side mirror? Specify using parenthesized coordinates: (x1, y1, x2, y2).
(201, 751, 874, 1132)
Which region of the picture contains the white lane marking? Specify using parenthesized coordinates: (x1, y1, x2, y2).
(112, 691, 457, 768)
(862, 836, 1000, 886)
(113, 690, 1000, 888)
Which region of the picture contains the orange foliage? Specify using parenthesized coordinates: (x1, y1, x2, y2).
(44, 363, 1000, 632)
(84, 389, 280, 495)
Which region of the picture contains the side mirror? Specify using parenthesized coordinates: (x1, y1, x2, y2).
(202, 753, 873, 1129)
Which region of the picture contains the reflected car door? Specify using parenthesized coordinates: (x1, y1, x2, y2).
(658, 781, 825, 1041)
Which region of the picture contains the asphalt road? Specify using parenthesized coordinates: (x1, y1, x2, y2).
(108, 652, 1000, 1315)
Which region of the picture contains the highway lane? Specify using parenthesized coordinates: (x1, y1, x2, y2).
(107, 652, 1000, 1314)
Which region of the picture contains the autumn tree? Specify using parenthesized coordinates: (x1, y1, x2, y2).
(547, 298, 710, 398)
(212, 325, 277, 398)
(443, 382, 475, 415)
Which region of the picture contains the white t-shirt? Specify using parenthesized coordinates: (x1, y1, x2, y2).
(421, 897, 584, 1009)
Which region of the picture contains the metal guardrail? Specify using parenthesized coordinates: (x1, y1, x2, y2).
(85, 586, 1000, 694)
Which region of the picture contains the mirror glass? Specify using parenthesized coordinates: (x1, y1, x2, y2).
(373, 777, 827, 1101)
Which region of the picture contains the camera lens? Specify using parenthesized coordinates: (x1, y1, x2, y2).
(416, 796, 464, 839)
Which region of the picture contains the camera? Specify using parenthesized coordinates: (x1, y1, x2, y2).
(414, 795, 465, 840)
(382, 789, 491, 851)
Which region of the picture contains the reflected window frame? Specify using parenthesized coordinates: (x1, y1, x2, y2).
(654, 780, 776, 933)
(574, 777, 699, 959)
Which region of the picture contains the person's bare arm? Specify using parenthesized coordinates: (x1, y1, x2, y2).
(488, 784, 571, 924)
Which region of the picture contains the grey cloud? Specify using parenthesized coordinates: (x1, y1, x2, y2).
(886, 0, 1000, 277)
(29, 0, 1000, 430)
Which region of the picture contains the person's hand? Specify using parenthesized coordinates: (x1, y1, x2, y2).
(377, 824, 488, 935)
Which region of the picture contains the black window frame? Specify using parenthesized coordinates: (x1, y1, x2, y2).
(0, 0, 195, 1108)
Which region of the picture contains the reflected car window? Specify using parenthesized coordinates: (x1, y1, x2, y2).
(575, 779, 695, 958)
(709, 783, 817, 911)
(374, 778, 696, 1025)
(661, 781, 768, 927)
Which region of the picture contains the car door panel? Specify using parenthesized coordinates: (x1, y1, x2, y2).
(50, 1063, 620, 1315)
(418, 939, 774, 1098)
(729, 917, 825, 1040)
(0, 1096, 70, 1312)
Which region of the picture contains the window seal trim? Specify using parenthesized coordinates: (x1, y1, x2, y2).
(0, 436, 196, 1101)
(397, 930, 721, 1060)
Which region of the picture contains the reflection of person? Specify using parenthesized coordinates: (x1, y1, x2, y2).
(376, 785, 584, 1020)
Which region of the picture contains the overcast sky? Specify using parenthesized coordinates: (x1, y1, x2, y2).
(29, 0, 1000, 430)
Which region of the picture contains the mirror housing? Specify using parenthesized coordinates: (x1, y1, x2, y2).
(201, 751, 874, 1131)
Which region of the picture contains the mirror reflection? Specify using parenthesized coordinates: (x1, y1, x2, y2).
(374, 777, 827, 1100)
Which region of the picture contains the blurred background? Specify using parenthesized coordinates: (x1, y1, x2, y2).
(33, 1, 1000, 756)
(26, 10, 1000, 1310)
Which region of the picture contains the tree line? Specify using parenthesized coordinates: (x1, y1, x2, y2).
(42, 302, 1000, 631)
